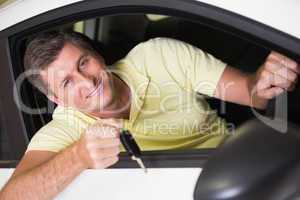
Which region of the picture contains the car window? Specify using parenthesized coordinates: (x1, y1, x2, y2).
(15, 13, 272, 152)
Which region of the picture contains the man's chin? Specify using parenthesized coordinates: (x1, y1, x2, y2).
(71, 96, 114, 115)
(77, 106, 103, 113)
(76, 103, 111, 115)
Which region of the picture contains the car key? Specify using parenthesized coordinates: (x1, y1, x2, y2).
(120, 130, 147, 173)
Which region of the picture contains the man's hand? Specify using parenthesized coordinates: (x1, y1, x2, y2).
(215, 51, 299, 109)
(76, 118, 123, 169)
(254, 51, 299, 99)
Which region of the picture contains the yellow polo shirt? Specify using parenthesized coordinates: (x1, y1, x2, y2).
(27, 38, 230, 153)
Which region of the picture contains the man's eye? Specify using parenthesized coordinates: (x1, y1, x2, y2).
(63, 80, 70, 87)
(79, 58, 88, 70)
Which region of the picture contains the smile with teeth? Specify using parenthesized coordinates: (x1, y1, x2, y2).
(86, 78, 103, 98)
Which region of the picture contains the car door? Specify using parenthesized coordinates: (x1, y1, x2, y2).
(0, 0, 299, 199)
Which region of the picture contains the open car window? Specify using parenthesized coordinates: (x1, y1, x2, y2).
(15, 13, 270, 145)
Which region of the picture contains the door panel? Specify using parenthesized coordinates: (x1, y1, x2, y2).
(0, 168, 202, 200)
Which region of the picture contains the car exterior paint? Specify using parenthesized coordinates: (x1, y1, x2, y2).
(0, 0, 300, 39)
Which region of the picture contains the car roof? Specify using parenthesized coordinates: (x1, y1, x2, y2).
(0, 0, 82, 31)
(0, 0, 300, 40)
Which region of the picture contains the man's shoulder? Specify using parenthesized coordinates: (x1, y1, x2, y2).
(128, 37, 179, 53)
(51, 106, 95, 131)
(26, 109, 83, 153)
(116, 37, 180, 72)
(28, 106, 92, 142)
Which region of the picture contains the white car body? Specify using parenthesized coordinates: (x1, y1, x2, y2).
(0, 168, 202, 200)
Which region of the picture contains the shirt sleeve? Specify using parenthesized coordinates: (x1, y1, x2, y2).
(26, 120, 78, 153)
(129, 37, 227, 97)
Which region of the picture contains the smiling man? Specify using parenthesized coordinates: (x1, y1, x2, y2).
(40, 40, 131, 119)
(0, 30, 299, 199)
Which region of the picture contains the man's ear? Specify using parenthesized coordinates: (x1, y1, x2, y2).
(47, 94, 63, 106)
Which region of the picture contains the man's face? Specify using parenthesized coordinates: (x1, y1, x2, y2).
(40, 42, 115, 113)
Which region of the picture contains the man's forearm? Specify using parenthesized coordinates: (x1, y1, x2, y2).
(215, 66, 268, 109)
(0, 142, 85, 200)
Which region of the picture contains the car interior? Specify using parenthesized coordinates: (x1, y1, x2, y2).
(16, 14, 300, 141)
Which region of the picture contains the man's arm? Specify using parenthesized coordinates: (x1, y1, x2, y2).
(214, 66, 268, 109)
(0, 118, 122, 200)
(0, 144, 85, 200)
(214, 51, 299, 109)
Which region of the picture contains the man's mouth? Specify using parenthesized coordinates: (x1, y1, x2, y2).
(86, 78, 103, 98)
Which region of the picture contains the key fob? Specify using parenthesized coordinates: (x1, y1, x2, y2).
(120, 130, 141, 157)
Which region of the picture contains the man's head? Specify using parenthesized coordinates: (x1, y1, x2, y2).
(24, 30, 116, 113)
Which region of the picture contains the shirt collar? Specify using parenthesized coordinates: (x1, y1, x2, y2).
(111, 61, 150, 127)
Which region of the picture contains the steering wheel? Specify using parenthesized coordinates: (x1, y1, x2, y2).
(194, 92, 300, 200)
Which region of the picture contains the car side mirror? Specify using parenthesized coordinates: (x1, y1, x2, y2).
(194, 119, 300, 200)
